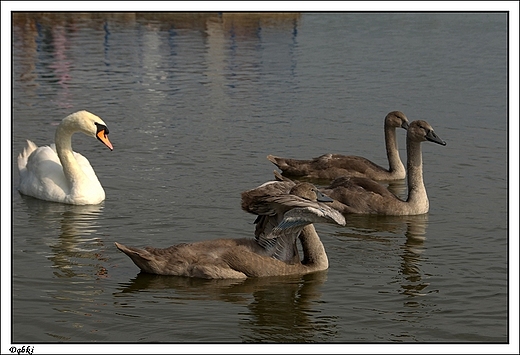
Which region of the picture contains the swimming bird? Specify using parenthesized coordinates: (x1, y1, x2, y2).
(115, 183, 345, 279)
(267, 111, 410, 181)
(17, 110, 113, 205)
(320, 120, 446, 215)
(241, 181, 337, 264)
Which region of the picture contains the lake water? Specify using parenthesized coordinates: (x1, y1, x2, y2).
(5, 11, 514, 353)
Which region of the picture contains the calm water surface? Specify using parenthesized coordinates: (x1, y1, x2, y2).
(7, 12, 510, 350)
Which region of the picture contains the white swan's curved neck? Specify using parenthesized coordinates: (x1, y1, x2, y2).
(385, 124, 405, 174)
(299, 225, 328, 269)
(55, 124, 85, 186)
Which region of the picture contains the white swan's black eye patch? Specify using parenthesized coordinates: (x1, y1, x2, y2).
(95, 122, 109, 135)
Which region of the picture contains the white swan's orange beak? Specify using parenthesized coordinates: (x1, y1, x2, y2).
(96, 129, 113, 151)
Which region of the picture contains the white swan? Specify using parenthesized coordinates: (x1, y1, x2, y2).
(17, 110, 113, 205)
(267, 111, 410, 181)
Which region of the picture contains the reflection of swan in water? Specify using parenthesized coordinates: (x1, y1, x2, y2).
(18, 195, 107, 279)
(398, 214, 429, 299)
(238, 271, 338, 342)
(337, 213, 430, 299)
(114, 269, 337, 342)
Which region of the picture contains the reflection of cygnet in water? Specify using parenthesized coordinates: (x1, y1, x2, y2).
(399, 214, 430, 297)
(115, 270, 334, 342)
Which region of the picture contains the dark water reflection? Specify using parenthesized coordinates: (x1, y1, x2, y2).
(337, 214, 430, 298)
(19, 196, 108, 277)
(115, 271, 333, 342)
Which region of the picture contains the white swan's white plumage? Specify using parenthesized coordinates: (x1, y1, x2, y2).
(17, 110, 113, 205)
